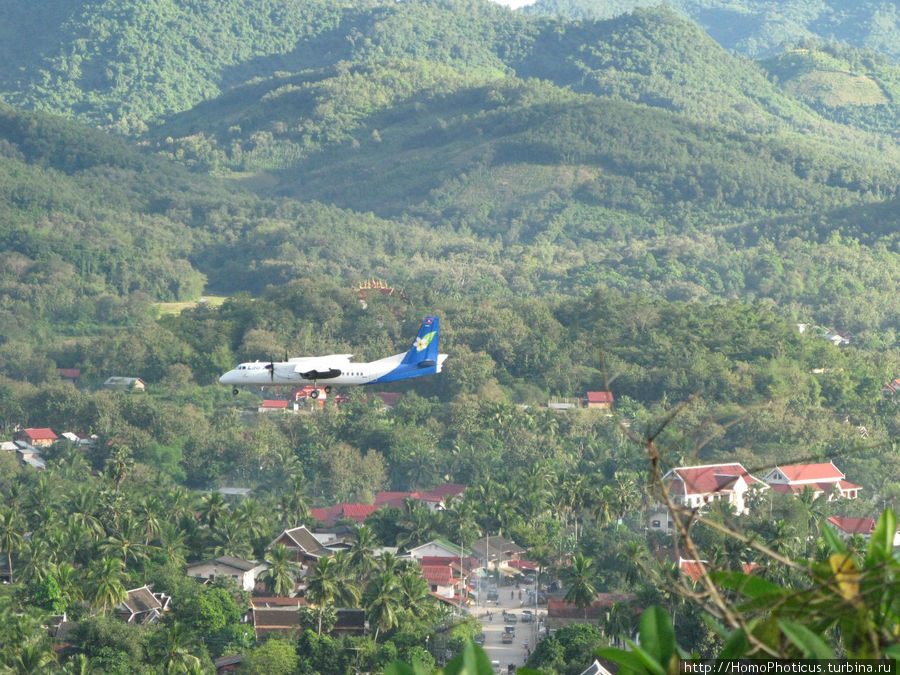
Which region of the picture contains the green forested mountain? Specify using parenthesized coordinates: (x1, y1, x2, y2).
(523, 0, 900, 63)
(2, 1, 900, 670)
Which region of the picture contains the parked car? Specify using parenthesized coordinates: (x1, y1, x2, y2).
(487, 588, 499, 602)
(503, 611, 517, 624)
(501, 626, 515, 643)
(520, 609, 533, 623)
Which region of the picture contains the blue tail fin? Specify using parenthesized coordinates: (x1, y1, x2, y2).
(401, 316, 440, 367)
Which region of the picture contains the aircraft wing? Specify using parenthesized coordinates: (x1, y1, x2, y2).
(290, 355, 352, 379)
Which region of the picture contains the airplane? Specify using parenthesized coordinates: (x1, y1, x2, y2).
(219, 316, 447, 397)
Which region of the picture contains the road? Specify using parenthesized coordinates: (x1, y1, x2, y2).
(471, 586, 544, 673)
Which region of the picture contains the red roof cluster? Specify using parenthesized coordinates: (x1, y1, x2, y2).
(309, 503, 378, 526)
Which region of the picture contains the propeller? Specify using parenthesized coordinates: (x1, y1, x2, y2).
(266, 358, 275, 381)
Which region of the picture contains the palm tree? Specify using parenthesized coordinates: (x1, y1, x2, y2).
(564, 553, 598, 621)
(89, 557, 127, 615)
(104, 445, 134, 491)
(210, 514, 253, 559)
(100, 515, 149, 572)
(151, 621, 202, 673)
(54, 561, 84, 609)
(398, 571, 435, 623)
(348, 525, 379, 582)
(260, 543, 300, 597)
(136, 496, 164, 545)
(199, 491, 228, 533)
(398, 500, 439, 550)
(10, 640, 57, 674)
(305, 556, 361, 635)
(156, 522, 189, 568)
(364, 570, 402, 642)
(0, 507, 24, 584)
(278, 477, 310, 527)
(234, 499, 270, 551)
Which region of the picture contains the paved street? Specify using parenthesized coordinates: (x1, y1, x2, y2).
(471, 585, 545, 673)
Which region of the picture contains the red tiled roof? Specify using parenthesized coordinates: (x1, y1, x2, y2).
(374, 491, 414, 508)
(261, 400, 288, 408)
(586, 391, 614, 403)
(775, 462, 844, 482)
(22, 428, 58, 441)
(421, 565, 454, 585)
(57, 369, 81, 379)
(667, 464, 762, 496)
(311, 503, 378, 526)
(426, 483, 467, 500)
(827, 516, 875, 535)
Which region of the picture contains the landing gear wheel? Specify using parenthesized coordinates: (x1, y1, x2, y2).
(324, 385, 332, 394)
(311, 388, 319, 399)
(232, 388, 239, 396)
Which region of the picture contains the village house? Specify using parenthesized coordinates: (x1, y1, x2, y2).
(13, 441, 47, 471)
(406, 538, 468, 562)
(257, 399, 291, 414)
(374, 482, 467, 512)
(420, 564, 456, 598)
(656, 463, 766, 521)
(57, 368, 81, 384)
(186, 555, 268, 593)
(270, 525, 333, 566)
(116, 586, 171, 625)
(827, 516, 900, 546)
(16, 428, 57, 447)
(470, 535, 525, 573)
(309, 503, 378, 527)
(249, 597, 307, 639)
(762, 461, 861, 500)
(585, 391, 614, 410)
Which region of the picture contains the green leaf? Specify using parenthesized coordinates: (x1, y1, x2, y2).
(710, 570, 785, 600)
(384, 663, 417, 675)
(443, 641, 495, 675)
(638, 605, 677, 668)
(778, 619, 835, 658)
(597, 645, 666, 675)
(866, 508, 897, 566)
(822, 521, 848, 555)
(718, 628, 751, 659)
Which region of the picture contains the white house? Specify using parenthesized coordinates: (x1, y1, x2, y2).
(406, 538, 468, 561)
(763, 461, 860, 500)
(186, 555, 268, 592)
(826, 516, 900, 546)
(661, 463, 767, 515)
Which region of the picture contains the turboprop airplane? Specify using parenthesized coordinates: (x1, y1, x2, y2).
(219, 316, 447, 397)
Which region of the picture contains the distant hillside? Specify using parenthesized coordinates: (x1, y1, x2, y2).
(523, 0, 900, 63)
(759, 41, 900, 135)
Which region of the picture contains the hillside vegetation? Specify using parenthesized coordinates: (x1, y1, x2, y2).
(524, 0, 900, 63)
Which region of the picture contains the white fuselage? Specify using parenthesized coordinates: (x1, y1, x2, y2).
(218, 352, 410, 388)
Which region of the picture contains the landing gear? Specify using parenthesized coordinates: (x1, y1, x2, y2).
(311, 388, 319, 399)
(232, 388, 239, 396)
